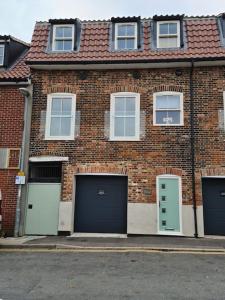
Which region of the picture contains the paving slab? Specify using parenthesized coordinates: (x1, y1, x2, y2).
(1, 235, 225, 252)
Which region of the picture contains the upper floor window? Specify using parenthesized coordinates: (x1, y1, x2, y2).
(153, 92, 183, 126)
(0, 45, 5, 65)
(157, 21, 180, 48)
(45, 93, 76, 140)
(115, 23, 137, 50)
(110, 92, 140, 141)
(52, 25, 74, 51)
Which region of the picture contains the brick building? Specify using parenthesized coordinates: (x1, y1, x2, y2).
(0, 35, 30, 236)
(18, 13, 225, 237)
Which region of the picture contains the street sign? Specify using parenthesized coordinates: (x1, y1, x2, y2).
(15, 175, 26, 185)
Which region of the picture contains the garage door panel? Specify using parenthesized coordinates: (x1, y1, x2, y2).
(202, 178, 225, 235)
(74, 176, 127, 234)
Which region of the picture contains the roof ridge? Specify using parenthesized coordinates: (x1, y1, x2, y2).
(34, 14, 222, 24)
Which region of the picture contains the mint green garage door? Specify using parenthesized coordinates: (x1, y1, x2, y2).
(158, 177, 181, 233)
(25, 183, 61, 235)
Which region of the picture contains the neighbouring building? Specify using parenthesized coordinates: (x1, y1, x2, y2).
(0, 35, 30, 236)
(14, 13, 225, 237)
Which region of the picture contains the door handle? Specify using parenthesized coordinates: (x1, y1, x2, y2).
(159, 201, 161, 207)
(28, 204, 33, 209)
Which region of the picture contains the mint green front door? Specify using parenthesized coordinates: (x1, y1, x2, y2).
(158, 177, 180, 233)
(25, 183, 61, 235)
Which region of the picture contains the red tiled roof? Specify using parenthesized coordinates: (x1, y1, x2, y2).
(26, 17, 225, 64)
(0, 50, 30, 81)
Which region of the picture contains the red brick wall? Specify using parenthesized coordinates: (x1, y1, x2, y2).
(30, 68, 194, 205)
(0, 86, 24, 235)
(29, 67, 225, 209)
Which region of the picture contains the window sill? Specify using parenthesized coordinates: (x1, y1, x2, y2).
(44, 136, 75, 141)
(153, 124, 184, 126)
(109, 138, 140, 142)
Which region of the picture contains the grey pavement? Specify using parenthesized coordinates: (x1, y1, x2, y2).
(0, 251, 225, 300)
(1, 235, 225, 252)
(25, 235, 225, 250)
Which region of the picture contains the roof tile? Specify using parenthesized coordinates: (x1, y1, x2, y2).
(26, 17, 225, 64)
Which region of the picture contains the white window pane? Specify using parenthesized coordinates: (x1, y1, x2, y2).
(156, 111, 180, 124)
(156, 95, 180, 109)
(125, 117, 135, 136)
(55, 40, 64, 51)
(63, 27, 72, 38)
(126, 97, 136, 115)
(52, 98, 62, 114)
(115, 97, 126, 115)
(156, 96, 167, 109)
(0, 56, 3, 65)
(64, 40, 72, 50)
(167, 95, 180, 109)
(62, 98, 72, 115)
(55, 27, 63, 38)
(117, 38, 126, 49)
(159, 23, 169, 35)
(114, 117, 125, 136)
(126, 38, 135, 49)
(61, 117, 71, 136)
(126, 25, 135, 36)
(118, 25, 127, 36)
(50, 117, 61, 136)
(169, 23, 177, 34)
(158, 37, 178, 48)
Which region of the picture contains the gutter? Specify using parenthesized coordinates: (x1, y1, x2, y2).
(189, 60, 198, 238)
(26, 56, 225, 66)
(0, 81, 29, 85)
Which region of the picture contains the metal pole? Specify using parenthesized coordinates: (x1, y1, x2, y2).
(14, 88, 30, 237)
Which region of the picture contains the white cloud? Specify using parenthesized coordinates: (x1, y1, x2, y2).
(0, 0, 224, 42)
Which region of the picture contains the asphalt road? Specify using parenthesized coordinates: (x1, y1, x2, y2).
(0, 251, 225, 300)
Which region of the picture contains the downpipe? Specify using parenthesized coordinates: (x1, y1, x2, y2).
(189, 61, 198, 238)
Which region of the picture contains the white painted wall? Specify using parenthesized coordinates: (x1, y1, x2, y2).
(58, 200, 204, 237)
(182, 205, 204, 237)
(127, 202, 204, 237)
(127, 203, 157, 234)
(58, 201, 72, 232)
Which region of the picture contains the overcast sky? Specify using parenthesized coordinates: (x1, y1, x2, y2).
(0, 0, 224, 42)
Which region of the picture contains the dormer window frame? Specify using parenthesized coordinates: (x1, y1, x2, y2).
(115, 22, 138, 51)
(0, 44, 5, 66)
(52, 24, 75, 52)
(156, 20, 180, 49)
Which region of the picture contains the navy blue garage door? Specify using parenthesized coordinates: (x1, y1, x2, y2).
(74, 176, 127, 234)
(202, 178, 225, 235)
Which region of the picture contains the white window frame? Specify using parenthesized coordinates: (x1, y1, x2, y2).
(115, 22, 138, 50)
(52, 24, 74, 52)
(110, 92, 140, 141)
(0, 45, 5, 66)
(153, 91, 184, 126)
(45, 93, 76, 140)
(157, 20, 180, 48)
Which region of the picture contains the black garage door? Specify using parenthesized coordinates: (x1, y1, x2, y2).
(74, 176, 127, 234)
(202, 178, 225, 235)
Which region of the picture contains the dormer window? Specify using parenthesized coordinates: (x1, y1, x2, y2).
(115, 23, 137, 50)
(157, 21, 180, 48)
(52, 25, 74, 51)
(0, 45, 4, 65)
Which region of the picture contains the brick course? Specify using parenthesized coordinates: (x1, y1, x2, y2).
(30, 68, 194, 206)
(0, 86, 24, 235)
(29, 66, 225, 212)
